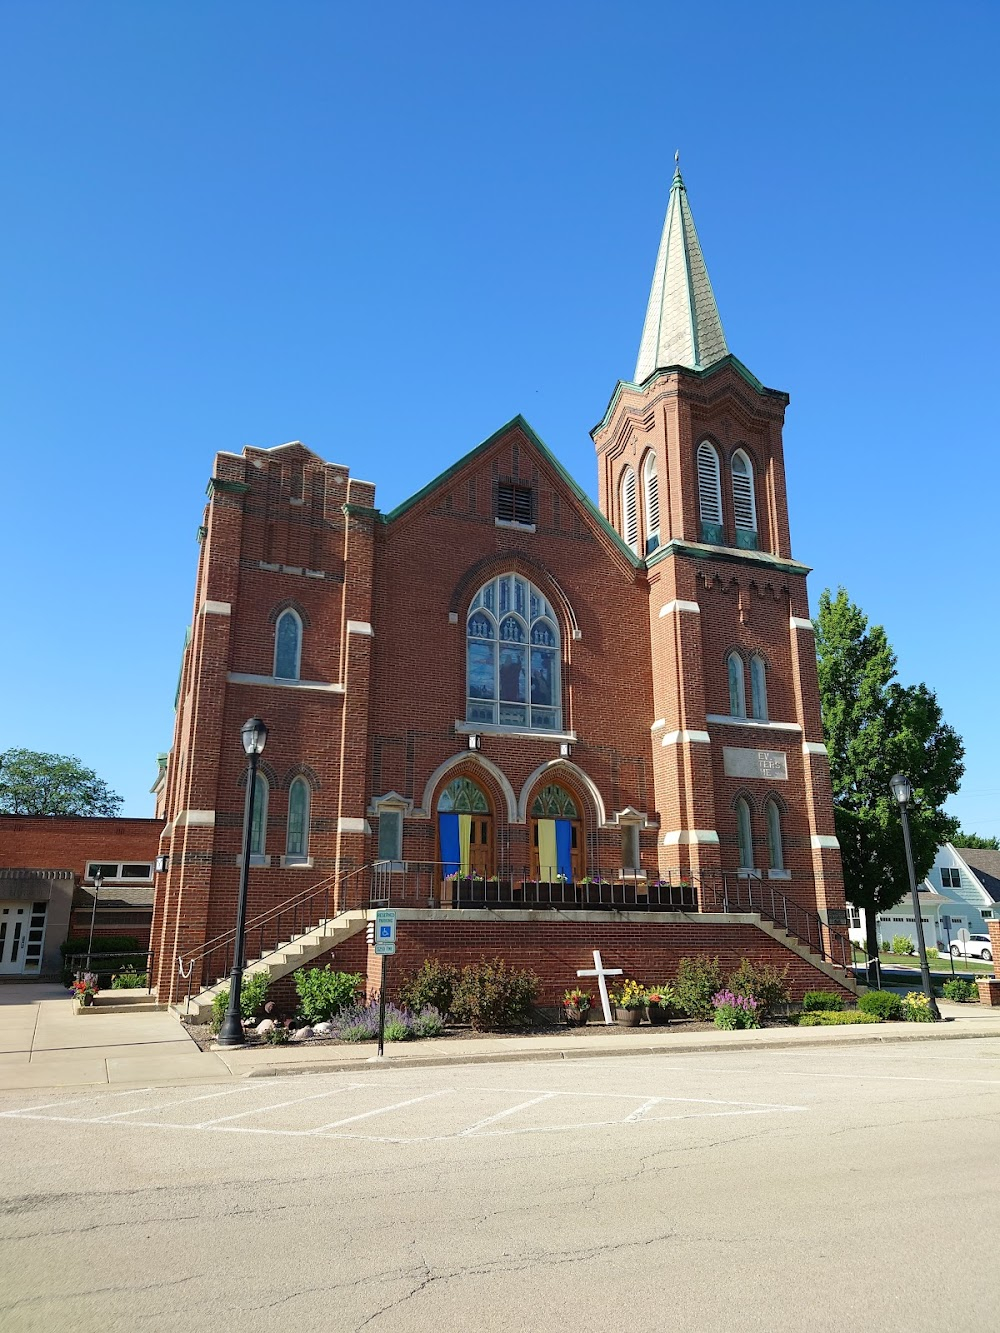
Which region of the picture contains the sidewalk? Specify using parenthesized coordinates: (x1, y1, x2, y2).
(3, 985, 1000, 1092)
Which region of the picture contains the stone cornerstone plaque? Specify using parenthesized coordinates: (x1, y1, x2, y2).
(722, 747, 788, 781)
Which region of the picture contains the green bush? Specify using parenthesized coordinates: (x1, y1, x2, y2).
(727, 960, 790, 1016)
(398, 959, 459, 1018)
(61, 935, 140, 959)
(802, 990, 845, 1013)
(293, 967, 362, 1024)
(925, 947, 938, 960)
(413, 1007, 445, 1037)
(210, 972, 271, 1033)
(674, 956, 724, 1020)
(857, 990, 904, 1021)
(891, 935, 913, 957)
(943, 978, 979, 1002)
(451, 958, 540, 1031)
(879, 939, 891, 953)
(111, 971, 147, 989)
(799, 1010, 880, 1026)
(383, 1019, 413, 1042)
(260, 1024, 290, 1045)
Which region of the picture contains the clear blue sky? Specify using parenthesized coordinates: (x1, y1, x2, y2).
(2, 2, 997, 835)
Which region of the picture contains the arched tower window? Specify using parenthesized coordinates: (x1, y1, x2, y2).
(727, 652, 746, 718)
(285, 777, 310, 862)
(466, 575, 561, 732)
(697, 441, 723, 543)
(642, 454, 660, 554)
(250, 773, 269, 861)
(437, 777, 492, 878)
(620, 467, 639, 554)
(750, 654, 768, 721)
(735, 797, 754, 871)
(765, 799, 784, 872)
(530, 784, 581, 882)
(731, 449, 758, 549)
(274, 609, 302, 680)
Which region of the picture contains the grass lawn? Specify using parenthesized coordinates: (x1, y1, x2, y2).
(852, 948, 994, 973)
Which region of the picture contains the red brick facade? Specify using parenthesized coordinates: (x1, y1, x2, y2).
(151, 182, 848, 1006)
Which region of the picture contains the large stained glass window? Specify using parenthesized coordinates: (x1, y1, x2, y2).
(466, 575, 561, 731)
(274, 609, 302, 680)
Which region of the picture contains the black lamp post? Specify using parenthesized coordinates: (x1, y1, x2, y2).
(889, 773, 940, 1020)
(217, 716, 269, 1047)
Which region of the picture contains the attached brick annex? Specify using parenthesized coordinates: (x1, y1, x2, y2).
(151, 165, 849, 1007)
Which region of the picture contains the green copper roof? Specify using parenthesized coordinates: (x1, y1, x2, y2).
(634, 164, 729, 379)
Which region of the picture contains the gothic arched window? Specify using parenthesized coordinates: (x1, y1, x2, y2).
(765, 799, 784, 872)
(642, 453, 660, 554)
(466, 575, 561, 731)
(736, 797, 754, 871)
(727, 652, 746, 718)
(274, 609, 302, 680)
(620, 467, 638, 554)
(750, 654, 768, 721)
(250, 773, 269, 861)
(697, 441, 723, 542)
(731, 449, 757, 548)
(285, 777, 310, 862)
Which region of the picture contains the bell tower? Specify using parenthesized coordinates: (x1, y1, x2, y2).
(592, 162, 844, 923)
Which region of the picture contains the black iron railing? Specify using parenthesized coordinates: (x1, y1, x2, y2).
(66, 950, 155, 994)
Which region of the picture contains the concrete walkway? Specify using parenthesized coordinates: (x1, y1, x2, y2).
(0, 983, 232, 1090)
(3, 983, 1000, 1091)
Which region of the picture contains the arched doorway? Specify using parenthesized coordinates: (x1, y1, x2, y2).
(530, 783, 582, 883)
(437, 776, 494, 878)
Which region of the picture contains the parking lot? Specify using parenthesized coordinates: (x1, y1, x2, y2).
(3, 1041, 1000, 1332)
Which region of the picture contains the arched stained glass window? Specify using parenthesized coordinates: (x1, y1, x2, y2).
(642, 453, 660, 554)
(250, 774, 269, 859)
(750, 654, 768, 721)
(727, 652, 746, 718)
(736, 798, 753, 870)
(274, 610, 302, 680)
(620, 467, 638, 553)
(466, 575, 561, 731)
(765, 799, 784, 872)
(286, 777, 310, 861)
(437, 777, 489, 814)
(531, 784, 578, 818)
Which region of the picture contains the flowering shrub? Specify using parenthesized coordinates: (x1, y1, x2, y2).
(399, 960, 459, 1018)
(903, 991, 936, 1023)
(563, 988, 592, 1011)
(413, 1006, 446, 1037)
(612, 979, 647, 1010)
(71, 973, 99, 1001)
(452, 958, 540, 1031)
(334, 1001, 413, 1042)
(711, 990, 761, 1030)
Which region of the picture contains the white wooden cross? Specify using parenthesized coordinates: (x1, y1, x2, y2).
(577, 949, 623, 1025)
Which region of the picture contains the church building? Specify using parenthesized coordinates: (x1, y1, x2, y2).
(150, 166, 852, 1012)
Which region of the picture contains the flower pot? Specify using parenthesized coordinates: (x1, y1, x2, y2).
(646, 1003, 670, 1026)
(80, 992, 94, 1007)
(616, 1006, 643, 1027)
(565, 1006, 590, 1027)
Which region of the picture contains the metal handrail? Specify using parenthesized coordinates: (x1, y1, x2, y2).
(67, 949, 156, 995)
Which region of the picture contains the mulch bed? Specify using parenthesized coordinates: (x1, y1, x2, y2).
(183, 1015, 793, 1053)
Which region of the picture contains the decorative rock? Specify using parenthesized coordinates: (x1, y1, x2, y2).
(312, 1021, 333, 1035)
(292, 1026, 314, 1041)
(255, 1018, 275, 1034)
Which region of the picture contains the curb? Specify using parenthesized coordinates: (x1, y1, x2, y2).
(240, 1021, 1000, 1078)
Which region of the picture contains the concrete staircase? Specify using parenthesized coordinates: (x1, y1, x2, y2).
(169, 907, 370, 1023)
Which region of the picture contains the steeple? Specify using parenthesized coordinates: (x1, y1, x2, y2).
(633, 159, 729, 382)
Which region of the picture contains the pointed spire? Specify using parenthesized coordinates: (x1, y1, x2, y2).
(633, 159, 729, 381)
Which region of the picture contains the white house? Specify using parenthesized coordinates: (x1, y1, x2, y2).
(847, 844, 1000, 954)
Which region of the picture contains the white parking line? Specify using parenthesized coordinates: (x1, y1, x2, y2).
(193, 1082, 363, 1127)
(96, 1086, 249, 1120)
(460, 1093, 557, 1136)
(309, 1091, 446, 1132)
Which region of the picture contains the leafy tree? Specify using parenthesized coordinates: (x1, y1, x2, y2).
(0, 748, 123, 817)
(815, 590, 964, 978)
(952, 831, 1000, 850)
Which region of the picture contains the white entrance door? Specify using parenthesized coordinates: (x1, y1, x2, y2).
(0, 901, 47, 975)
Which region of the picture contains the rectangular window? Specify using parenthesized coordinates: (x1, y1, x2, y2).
(497, 483, 533, 525)
(85, 862, 154, 883)
(941, 867, 961, 889)
(849, 907, 861, 929)
(377, 810, 403, 862)
(621, 825, 640, 872)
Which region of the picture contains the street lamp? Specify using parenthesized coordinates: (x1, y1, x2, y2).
(889, 773, 940, 1020)
(217, 717, 269, 1047)
(86, 871, 103, 969)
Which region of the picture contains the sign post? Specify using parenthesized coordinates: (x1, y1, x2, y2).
(374, 909, 397, 1058)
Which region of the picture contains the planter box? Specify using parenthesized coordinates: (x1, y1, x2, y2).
(616, 1007, 644, 1027)
(977, 978, 1000, 1007)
